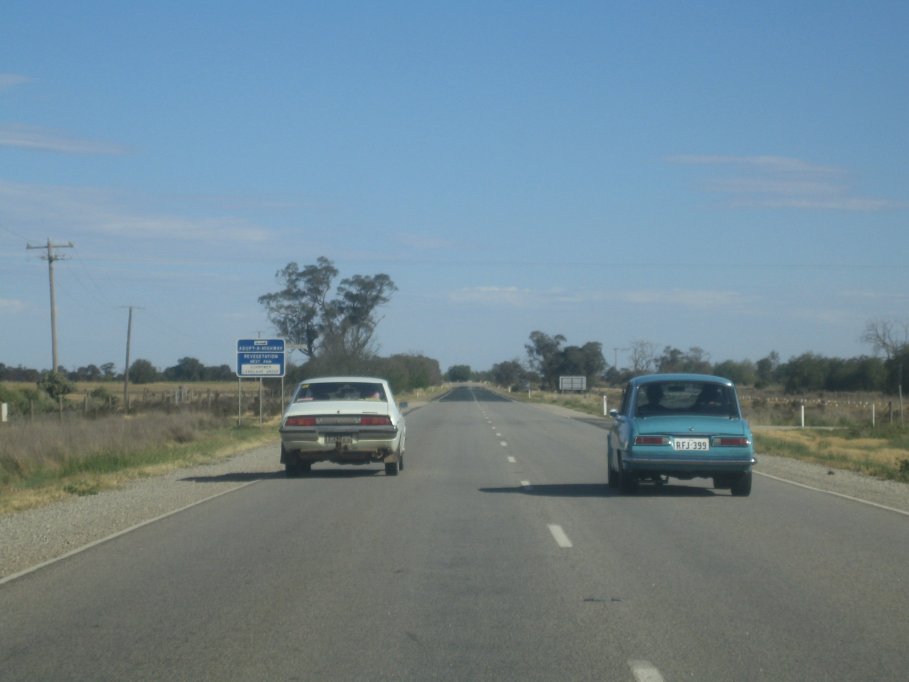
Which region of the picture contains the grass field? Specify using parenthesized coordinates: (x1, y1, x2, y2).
(0, 413, 277, 515)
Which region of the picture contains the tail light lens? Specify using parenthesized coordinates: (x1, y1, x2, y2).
(284, 415, 392, 427)
(360, 416, 392, 426)
(285, 416, 317, 427)
(634, 435, 668, 445)
(714, 437, 750, 447)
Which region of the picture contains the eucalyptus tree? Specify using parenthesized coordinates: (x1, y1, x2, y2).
(259, 257, 397, 366)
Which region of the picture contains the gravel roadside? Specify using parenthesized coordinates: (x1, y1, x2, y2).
(0, 439, 283, 582)
(3, 407, 907, 582)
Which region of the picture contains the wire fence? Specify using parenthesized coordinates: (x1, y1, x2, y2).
(0, 380, 290, 427)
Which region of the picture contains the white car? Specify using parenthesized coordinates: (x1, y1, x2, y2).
(279, 376, 407, 476)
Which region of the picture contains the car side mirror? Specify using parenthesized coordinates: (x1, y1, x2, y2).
(399, 401, 409, 409)
(608, 409, 619, 418)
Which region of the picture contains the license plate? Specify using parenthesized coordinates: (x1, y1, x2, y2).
(673, 437, 709, 451)
(330, 435, 354, 446)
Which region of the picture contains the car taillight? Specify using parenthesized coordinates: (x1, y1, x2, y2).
(714, 437, 750, 447)
(360, 416, 392, 426)
(634, 435, 668, 445)
(285, 416, 317, 427)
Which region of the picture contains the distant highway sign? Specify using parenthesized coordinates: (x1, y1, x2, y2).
(236, 338, 285, 377)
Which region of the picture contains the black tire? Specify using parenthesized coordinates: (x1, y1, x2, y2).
(286, 461, 311, 478)
(385, 459, 400, 476)
(614, 452, 638, 494)
(607, 450, 620, 489)
(619, 469, 638, 494)
(730, 471, 752, 497)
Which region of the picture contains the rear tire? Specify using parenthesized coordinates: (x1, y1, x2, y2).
(614, 452, 638, 494)
(385, 459, 400, 476)
(619, 470, 638, 494)
(713, 475, 733, 489)
(730, 471, 752, 497)
(285, 461, 311, 478)
(607, 451, 620, 489)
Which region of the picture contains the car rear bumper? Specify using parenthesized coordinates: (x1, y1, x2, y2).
(624, 454, 755, 477)
(280, 427, 400, 462)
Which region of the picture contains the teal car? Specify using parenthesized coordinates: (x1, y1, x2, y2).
(608, 374, 756, 496)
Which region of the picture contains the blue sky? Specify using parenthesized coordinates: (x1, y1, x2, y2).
(2, 1, 907, 375)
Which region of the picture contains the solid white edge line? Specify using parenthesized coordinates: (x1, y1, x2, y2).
(629, 659, 665, 682)
(547, 524, 573, 548)
(754, 471, 909, 517)
(0, 479, 262, 587)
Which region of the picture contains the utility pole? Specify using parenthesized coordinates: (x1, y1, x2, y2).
(27, 238, 74, 372)
(121, 306, 143, 414)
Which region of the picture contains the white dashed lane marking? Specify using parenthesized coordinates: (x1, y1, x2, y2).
(629, 660, 665, 682)
(547, 524, 573, 548)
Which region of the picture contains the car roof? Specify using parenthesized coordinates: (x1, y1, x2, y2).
(629, 373, 735, 387)
(296, 376, 389, 385)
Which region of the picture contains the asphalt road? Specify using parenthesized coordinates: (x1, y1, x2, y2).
(2, 386, 908, 681)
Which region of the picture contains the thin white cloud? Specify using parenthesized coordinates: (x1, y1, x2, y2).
(451, 285, 747, 310)
(667, 154, 902, 211)
(0, 73, 30, 91)
(840, 289, 909, 303)
(617, 289, 747, 308)
(0, 180, 271, 242)
(450, 286, 535, 306)
(104, 214, 270, 242)
(396, 232, 457, 250)
(667, 155, 843, 176)
(0, 124, 128, 155)
(0, 298, 27, 314)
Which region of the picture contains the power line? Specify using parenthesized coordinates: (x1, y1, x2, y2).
(26, 238, 74, 372)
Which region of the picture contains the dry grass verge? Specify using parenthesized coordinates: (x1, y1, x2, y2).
(0, 413, 277, 515)
(753, 427, 909, 482)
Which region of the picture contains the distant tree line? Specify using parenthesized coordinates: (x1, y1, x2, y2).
(443, 319, 909, 396)
(443, 331, 608, 392)
(6, 263, 908, 401)
(632, 345, 905, 394)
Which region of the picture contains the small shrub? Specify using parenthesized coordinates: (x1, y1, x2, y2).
(899, 459, 909, 480)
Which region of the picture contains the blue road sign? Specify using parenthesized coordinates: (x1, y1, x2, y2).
(237, 338, 285, 377)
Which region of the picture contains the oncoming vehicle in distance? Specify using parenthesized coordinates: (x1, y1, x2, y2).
(279, 376, 406, 477)
(607, 374, 756, 496)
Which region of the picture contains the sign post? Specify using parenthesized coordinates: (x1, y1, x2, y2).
(236, 339, 285, 424)
(237, 338, 286, 378)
